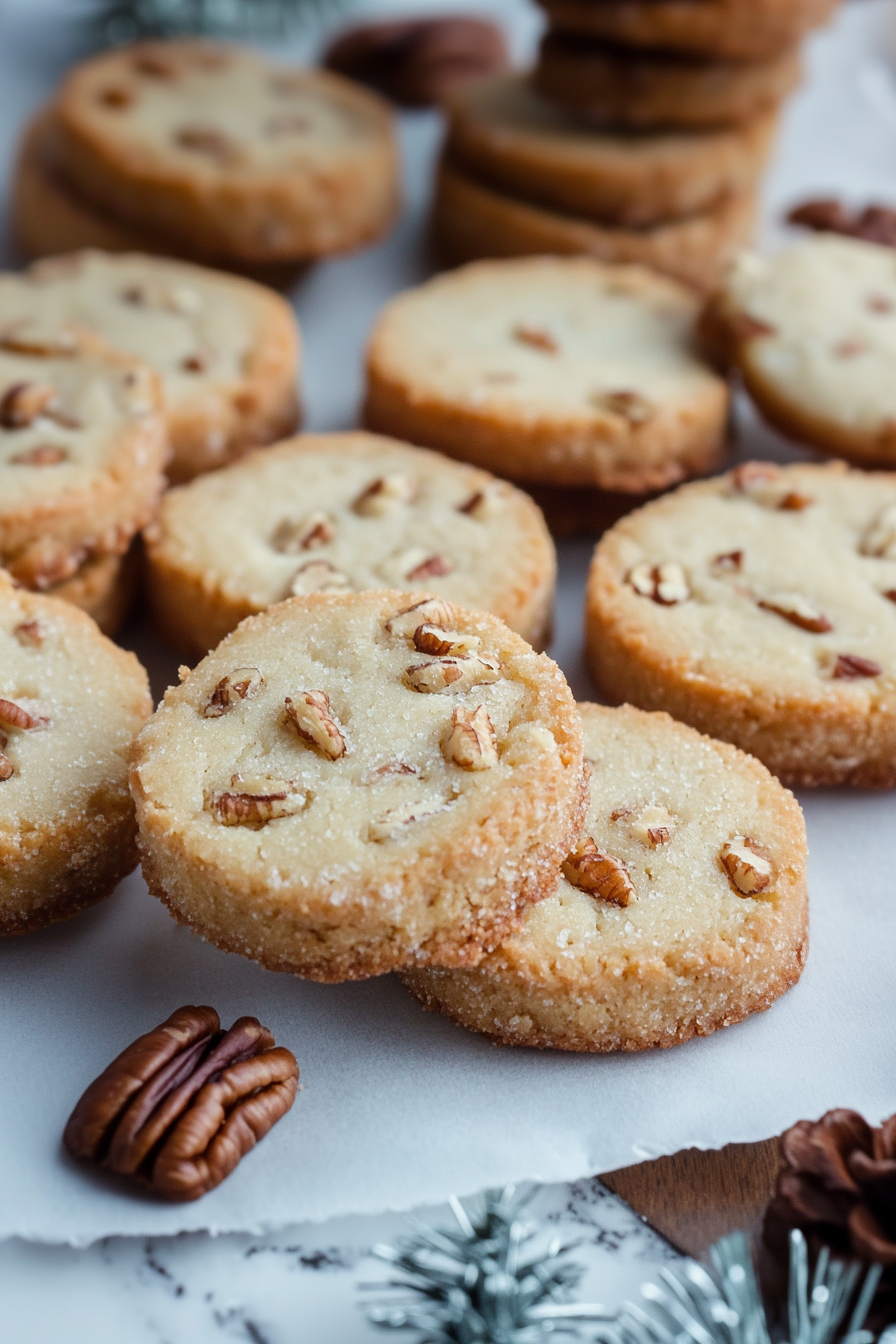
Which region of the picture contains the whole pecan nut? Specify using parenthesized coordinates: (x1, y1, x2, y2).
(324, 15, 508, 108)
(63, 1006, 298, 1201)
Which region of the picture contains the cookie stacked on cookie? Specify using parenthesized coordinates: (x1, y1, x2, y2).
(11, 40, 400, 280)
(434, 0, 839, 290)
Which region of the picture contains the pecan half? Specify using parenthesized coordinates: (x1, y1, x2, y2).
(353, 473, 417, 517)
(444, 704, 497, 771)
(413, 623, 481, 657)
(289, 560, 350, 597)
(203, 668, 264, 717)
(0, 381, 57, 428)
(385, 596, 456, 639)
(562, 838, 635, 908)
(832, 654, 882, 680)
(404, 654, 500, 694)
(720, 836, 775, 896)
(0, 698, 49, 731)
(272, 512, 335, 553)
(285, 690, 347, 759)
(62, 1005, 298, 1202)
(513, 324, 558, 354)
(759, 592, 833, 633)
(628, 562, 689, 606)
(211, 776, 304, 826)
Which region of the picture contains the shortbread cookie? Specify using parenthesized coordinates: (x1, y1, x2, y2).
(49, 546, 139, 637)
(0, 251, 301, 483)
(445, 75, 778, 227)
(586, 461, 896, 787)
(0, 571, 152, 935)
(0, 324, 166, 593)
(534, 36, 801, 130)
(404, 702, 808, 1051)
(702, 235, 896, 469)
(131, 591, 587, 981)
(144, 431, 556, 659)
(536, 0, 838, 61)
(51, 41, 399, 266)
(432, 160, 756, 292)
(365, 257, 729, 492)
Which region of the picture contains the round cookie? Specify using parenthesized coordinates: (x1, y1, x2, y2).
(0, 324, 167, 593)
(130, 591, 588, 982)
(701, 235, 896, 469)
(0, 571, 152, 935)
(403, 702, 808, 1051)
(49, 546, 139, 637)
(364, 256, 729, 493)
(51, 40, 399, 266)
(445, 74, 779, 227)
(586, 460, 896, 788)
(536, 0, 838, 61)
(0, 250, 301, 483)
(144, 431, 556, 659)
(533, 35, 801, 130)
(431, 160, 756, 293)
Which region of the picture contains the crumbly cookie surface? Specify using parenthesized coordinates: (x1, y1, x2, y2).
(365, 256, 729, 492)
(0, 251, 300, 483)
(586, 461, 896, 786)
(53, 41, 399, 263)
(131, 591, 587, 981)
(702, 235, 896, 467)
(145, 431, 556, 658)
(403, 702, 808, 1051)
(0, 571, 152, 935)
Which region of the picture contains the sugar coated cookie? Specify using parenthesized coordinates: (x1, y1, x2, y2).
(445, 74, 778, 227)
(586, 461, 896, 787)
(431, 160, 756, 292)
(702, 235, 896, 469)
(534, 35, 801, 130)
(536, 0, 838, 61)
(404, 703, 808, 1050)
(145, 431, 556, 659)
(0, 572, 152, 935)
(51, 41, 399, 265)
(0, 251, 301, 483)
(131, 591, 587, 981)
(0, 321, 166, 594)
(49, 546, 139, 637)
(365, 257, 729, 492)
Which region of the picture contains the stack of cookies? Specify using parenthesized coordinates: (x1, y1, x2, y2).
(433, 0, 839, 291)
(11, 40, 400, 283)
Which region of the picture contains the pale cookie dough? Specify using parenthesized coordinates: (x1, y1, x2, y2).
(445, 74, 779, 227)
(431, 160, 756, 293)
(536, 0, 838, 61)
(144, 431, 556, 658)
(131, 591, 587, 981)
(404, 702, 808, 1051)
(702, 235, 896, 468)
(0, 571, 152, 935)
(534, 36, 802, 130)
(0, 251, 301, 483)
(0, 323, 166, 593)
(51, 41, 400, 266)
(365, 257, 729, 492)
(586, 460, 896, 787)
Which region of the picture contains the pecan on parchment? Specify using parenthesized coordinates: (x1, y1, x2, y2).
(63, 1006, 298, 1201)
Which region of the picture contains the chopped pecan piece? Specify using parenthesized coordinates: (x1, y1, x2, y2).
(119, 366, 157, 417)
(404, 654, 500, 694)
(174, 126, 240, 162)
(778, 491, 814, 511)
(0, 753, 12, 781)
(62, 1005, 298, 1202)
(720, 836, 774, 896)
(212, 776, 304, 826)
(289, 560, 350, 597)
(595, 389, 654, 425)
(628, 562, 689, 606)
(832, 654, 882, 680)
(366, 759, 420, 781)
(13, 620, 44, 647)
(733, 313, 776, 342)
(285, 690, 347, 759)
(867, 294, 893, 314)
(458, 485, 501, 520)
(732, 462, 779, 493)
(353, 473, 417, 516)
(834, 339, 865, 359)
(712, 550, 743, 574)
(629, 804, 675, 848)
(788, 197, 896, 248)
(444, 704, 497, 771)
(513, 324, 558, 354)
(759, 592, 833, 633)
(412, 623, 481, 657)
(385, 596, 456, 639)
(0, 380, 57, 428)
(0, 698, 49, 731)
(272, 512, 335, 553)
(368, 800, 441, 841)
(562, 838, 635, 908)
(9, 444, 68, 466)
(860, 504, 896, 559)
(405, 552, 454, 582)
(203, 668, 264, 718)
(99, 85, 134, 108)
(133, 51, 178, 77)
(0, 324, 78, 357)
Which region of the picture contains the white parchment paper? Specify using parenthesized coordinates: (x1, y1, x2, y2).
(2, 0, 896, 1246)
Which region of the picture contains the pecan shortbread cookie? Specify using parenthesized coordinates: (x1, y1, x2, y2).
(445, 74, 778, 227)
(0, 572, 152, 935)
(131, 591, 587, 981)
(0, 251, 300, 483)
(431, 161, 756, 292)
(48, 546, 139, 637)
(144, 431, 556, 658)
(404, 703, 808, 1051)
(536, 0, 838, 61)
(702, 235, 896, 468)
(0, 323, 166, 594)
(51, 41, 399, 266)
(365, 257, 729, 492)
(534, 35, 802, 130)
(586, 461, 896, 787)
